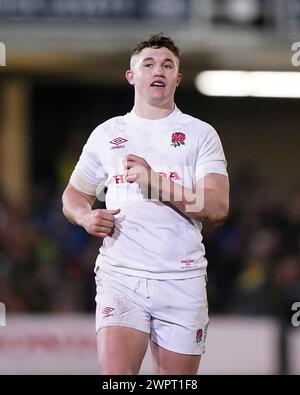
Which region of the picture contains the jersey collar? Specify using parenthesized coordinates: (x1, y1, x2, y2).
(126, 105, 181, 126)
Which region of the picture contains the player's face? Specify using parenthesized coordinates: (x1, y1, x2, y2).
(126, 47, 182, 106)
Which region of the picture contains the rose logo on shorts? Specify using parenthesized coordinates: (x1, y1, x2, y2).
(102, 306, 115, 317)
(171, 132, 186, 147)
(195, 328, 203, 343)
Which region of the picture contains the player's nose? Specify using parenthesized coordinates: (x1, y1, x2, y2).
(153, 65, 165, 76)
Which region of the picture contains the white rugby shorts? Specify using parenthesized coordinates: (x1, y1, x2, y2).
(95, 268, 209, 355)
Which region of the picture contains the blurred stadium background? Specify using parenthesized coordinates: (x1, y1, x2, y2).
(0, 0, 300, 374)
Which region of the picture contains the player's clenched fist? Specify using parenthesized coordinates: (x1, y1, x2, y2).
(123, 154, 156, 188)
(81, 208, 121, 238)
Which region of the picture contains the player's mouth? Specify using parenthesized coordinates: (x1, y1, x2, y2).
(150, 80, 166, 88)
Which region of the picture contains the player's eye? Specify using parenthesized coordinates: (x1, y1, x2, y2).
(145, 63, 153, 67)
(164, 64, 173, 69)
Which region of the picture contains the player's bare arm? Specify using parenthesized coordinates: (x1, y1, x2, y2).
(62, 183, 120, 238)
(187, 174, 229, 225)
(123, 154, 229, 226)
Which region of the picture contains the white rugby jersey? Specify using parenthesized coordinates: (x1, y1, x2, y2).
(70, 106, 228, 279)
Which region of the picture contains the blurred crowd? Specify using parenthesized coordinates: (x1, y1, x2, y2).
(205, 164, 300, 318)
(0, 189, 98, 312)
(1, 162, 300, 318)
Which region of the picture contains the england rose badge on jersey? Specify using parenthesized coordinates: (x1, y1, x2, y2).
(171, 132, 186, 147)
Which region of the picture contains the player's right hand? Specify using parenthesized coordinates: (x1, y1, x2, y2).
(81, 208, 121, 238)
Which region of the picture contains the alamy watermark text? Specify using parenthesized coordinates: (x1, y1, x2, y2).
(291, 302, 300, 327)
(291, 42, 300, 67)
(0, 302, 6, 326)
(0, 42, 6, 66)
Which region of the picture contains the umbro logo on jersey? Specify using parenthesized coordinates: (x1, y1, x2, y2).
(102, 306, 115, 317)
(110, 137, 127, 150)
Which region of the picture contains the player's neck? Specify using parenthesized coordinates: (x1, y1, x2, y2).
(133, 100, 175, 120)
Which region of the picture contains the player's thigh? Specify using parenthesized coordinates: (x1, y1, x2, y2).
(150, 340, 201, 375)
(97, 326, 149, 374)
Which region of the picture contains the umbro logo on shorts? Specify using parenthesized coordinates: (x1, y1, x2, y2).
(102, 306, 115, 317)
(110, 137, 127, 150)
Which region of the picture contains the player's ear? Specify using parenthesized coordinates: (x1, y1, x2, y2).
(125, 69, 134, 85)
(176, 72, 182, 87)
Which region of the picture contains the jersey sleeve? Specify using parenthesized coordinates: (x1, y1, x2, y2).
(69, 130, 107, 196)
(195, 125, 228, 180)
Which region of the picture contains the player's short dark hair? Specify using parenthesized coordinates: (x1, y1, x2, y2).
(131, 33, 180, 59)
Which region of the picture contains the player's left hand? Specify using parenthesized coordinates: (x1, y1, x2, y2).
(123, 154, 157, 188)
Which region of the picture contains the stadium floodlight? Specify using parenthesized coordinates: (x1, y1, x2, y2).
(195, 70, 300, 98)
